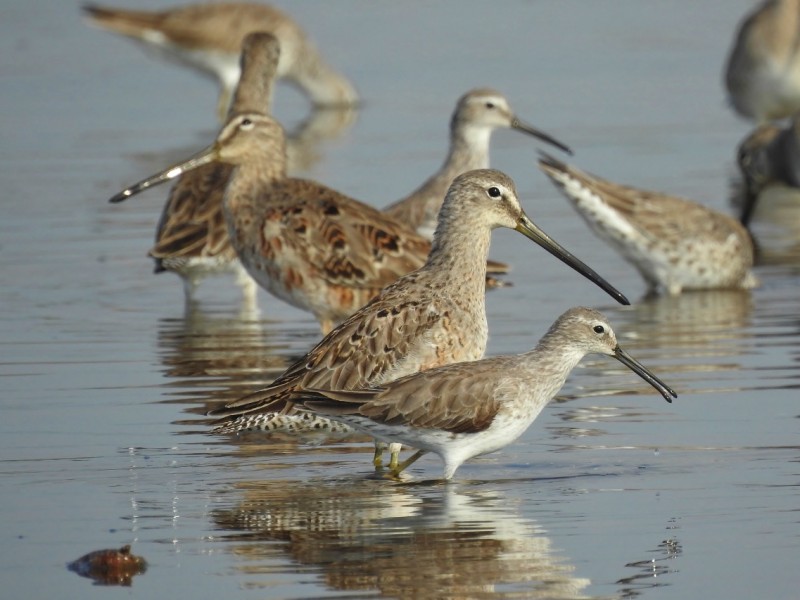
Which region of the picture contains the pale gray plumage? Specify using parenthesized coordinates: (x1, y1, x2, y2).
(298, 307, 676, 480)
(383, 88, 571, 239)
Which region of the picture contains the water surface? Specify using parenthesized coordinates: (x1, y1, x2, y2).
(1, 1, 799, 598)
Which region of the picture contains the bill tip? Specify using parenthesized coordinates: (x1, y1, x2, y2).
(109, 188, 133, 204)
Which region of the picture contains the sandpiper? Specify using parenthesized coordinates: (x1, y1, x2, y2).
(538, 154, 758, 296)
(146, 32, 280, 308)
(735, 116, 800, 225)
(82, 2, 359, 119)
(297, 307, 676, 480)
(109, 107, 516, 333)
(383, 88, 572, 239)
(724, 0, 800, 122)
(207, 170, 630, 469)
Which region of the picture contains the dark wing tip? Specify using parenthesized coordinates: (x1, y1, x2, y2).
(81, 4, 107, 17)
(537, 150, 569, 173)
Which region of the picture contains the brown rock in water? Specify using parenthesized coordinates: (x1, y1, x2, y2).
(67, 544, 147, 586)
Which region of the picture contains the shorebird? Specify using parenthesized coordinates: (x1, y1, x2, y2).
(383, 88, 572, 239)
(735, 117, 800, 225)
(724, 0, 800, 122)
(146, 32, 280, 308)
(297, 307, 676, 480)
(82, 2, 359, 119)
(206, 170, 630, 469)
(538, 154, 758, 296)
(111, 111, 518, 333)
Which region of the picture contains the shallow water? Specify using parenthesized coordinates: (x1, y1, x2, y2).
(2, 1, 799, 598)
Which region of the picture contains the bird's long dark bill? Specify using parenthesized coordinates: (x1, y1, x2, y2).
(739, 186, 759, 226)
(613, 346, 677, 403)
(512, 118, 573, 156)
(108, 144, 219, 203)
(515, 214, 630, 305)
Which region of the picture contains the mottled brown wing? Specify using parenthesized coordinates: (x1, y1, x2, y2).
(586, 177, 749, 247)
(540, 155, 749, 247)
(301, 359, 504, 435)
(149, 163, 234, 266)
(260, 179, 431, 289)
(382, 168, 450, 228)
(206, 377, 298, 418)
(297, 298, 442, 387)
(82, 5, 169, 37)
(208, 282, 444, 418)
(84, 4, 291, 53)
(156, 4, 293, 53)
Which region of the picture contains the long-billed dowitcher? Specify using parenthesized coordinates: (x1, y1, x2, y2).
(110, 108, 514, 333)
(82, 2, 359, 119)
(383, 88, 572, 239)
(147, 32, 280, 308)
(297, 307, 676, 480)
(724, 0, 800, 122)
(207, 170, 630, 469)
(735, 116, 800, 225)
(538, 154, 758, 295)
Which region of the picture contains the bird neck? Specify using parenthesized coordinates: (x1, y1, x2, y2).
(223, 149, 286, 214)
(520, 327, 589, 397)
(446, 123, 492, 173)
(426, 212, 492, 289)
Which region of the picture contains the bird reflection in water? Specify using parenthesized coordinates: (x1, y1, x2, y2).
(212, 479, 591, 599)
(157, 305, 293, 416)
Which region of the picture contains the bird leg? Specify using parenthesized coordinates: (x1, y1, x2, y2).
(389, 449, 427, 477)
(372, 441, 387, 468)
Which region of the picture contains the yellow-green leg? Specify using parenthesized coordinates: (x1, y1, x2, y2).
(372, 441, 387, 468)
(387, 442, 403, 470)
(389, 450, 427, 477)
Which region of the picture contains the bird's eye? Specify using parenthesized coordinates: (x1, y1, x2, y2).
(593, 325, 605, 334)
(485, 102, 495, 109)
(487, 186, 501, 198)
(240, 118, 254, 129)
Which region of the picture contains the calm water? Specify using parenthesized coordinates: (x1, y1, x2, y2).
(2, 1, 799, 598)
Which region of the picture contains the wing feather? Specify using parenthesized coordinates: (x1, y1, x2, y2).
(300, 359, 508, 434)
(208, 285, 444, 419)
(149, 163, 234, 262)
